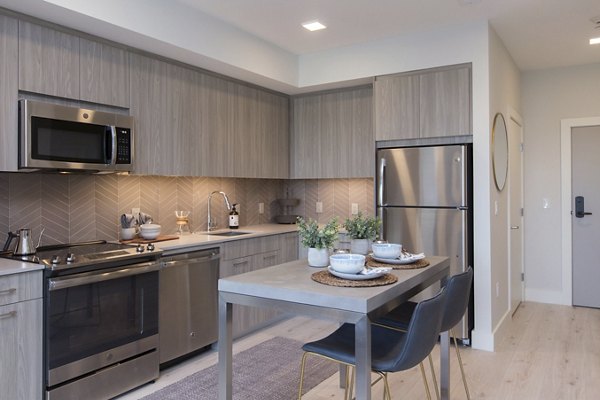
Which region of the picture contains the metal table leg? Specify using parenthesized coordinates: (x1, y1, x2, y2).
(218, 295, 233, 400)
(440, 330, 450, 400)
(355, 316, 372, 400)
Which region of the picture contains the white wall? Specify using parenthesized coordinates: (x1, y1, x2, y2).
(472, 27, 521, 351)
(522, 63, 600, 303)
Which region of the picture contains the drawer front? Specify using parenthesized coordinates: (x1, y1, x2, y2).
(221, 235, 280, 260)
(0, 298, 43, 400)
(0, 271, 43, 306)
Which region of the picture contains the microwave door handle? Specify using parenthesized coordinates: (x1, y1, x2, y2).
(107, 126, 117, 165)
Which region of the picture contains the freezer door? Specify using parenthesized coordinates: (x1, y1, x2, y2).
(377, 145, 467, 207)
(379, 206, 470, 339)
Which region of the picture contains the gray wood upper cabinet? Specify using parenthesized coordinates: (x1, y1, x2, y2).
(374, 63, 472, 141)
(19, 20, 129, 108)
(290, 86, 373, 179)
(0, 15, 18, 171)
(80, 38, 129, 108)
(374, 74, 419, 141)
(234, 87, 289, 179)
(18, 20, 80, 99)
(129, 53, 170, 176)
(419, 65, 471, 138)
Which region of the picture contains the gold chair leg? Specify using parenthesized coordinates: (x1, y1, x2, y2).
(419, 362, 432, 400)
(427, 354, 440, 400)
(450, 328, 471, 400)
(297, 352, 309, 400)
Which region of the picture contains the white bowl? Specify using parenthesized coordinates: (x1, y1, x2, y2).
(372, 243, 402, 259)
(140, 224, 161, 239)
(329, 254, 366, 274)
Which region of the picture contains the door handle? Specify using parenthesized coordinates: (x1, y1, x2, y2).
(575, 196, 593, 218)
(511, 226, 520, 230)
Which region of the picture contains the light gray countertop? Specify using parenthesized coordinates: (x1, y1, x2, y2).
(0, 224, 298, 276)
(218, 256, 449, 315)
(0, 258, 44, 277)
(155, 223, 298, 253)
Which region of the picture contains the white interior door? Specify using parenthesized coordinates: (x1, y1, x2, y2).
(508, 115, 524, 315)
(572, 125, 600, 308)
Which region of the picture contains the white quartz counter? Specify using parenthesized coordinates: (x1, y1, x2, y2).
(0, 258, 44, 277)
(153, 223, 298, 254)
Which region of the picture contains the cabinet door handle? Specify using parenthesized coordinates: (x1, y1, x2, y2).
(0, 310, 17, 319)
(0, 288, 17, 296)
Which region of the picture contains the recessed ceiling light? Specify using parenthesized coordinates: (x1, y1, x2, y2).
(590, 37, 600, 45)
(302, 21, 326, 32)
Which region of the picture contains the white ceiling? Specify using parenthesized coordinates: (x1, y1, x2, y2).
(176, 0, 600, 71)
(0, 0, 599, 92)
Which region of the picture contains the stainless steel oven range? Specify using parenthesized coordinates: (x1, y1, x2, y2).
(31, 241, 162, 400)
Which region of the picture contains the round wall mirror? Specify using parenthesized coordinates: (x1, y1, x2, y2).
(492, 112, 508, 191)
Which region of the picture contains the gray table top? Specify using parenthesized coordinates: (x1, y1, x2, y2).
(218, 256, 449, 315)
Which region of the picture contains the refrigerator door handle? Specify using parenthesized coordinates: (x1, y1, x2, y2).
(378, 157, 386, 206)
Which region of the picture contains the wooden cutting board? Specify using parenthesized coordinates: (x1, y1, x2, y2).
(120, 235, 179, 244)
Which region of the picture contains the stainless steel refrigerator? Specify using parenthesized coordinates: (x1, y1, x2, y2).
(376, 144, 473, 342)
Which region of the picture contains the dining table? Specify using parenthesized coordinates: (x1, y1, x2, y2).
(218, 255, 451, 400)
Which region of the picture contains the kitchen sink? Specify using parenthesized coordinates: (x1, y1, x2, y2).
(208, 231, 252, 237)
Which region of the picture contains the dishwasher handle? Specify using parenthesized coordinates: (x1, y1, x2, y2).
(161, 250, 219, 269)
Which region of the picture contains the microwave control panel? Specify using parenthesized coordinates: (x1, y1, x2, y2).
(116, 128, 132, 164)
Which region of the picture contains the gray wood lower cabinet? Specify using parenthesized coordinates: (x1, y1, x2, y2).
(0, 271, 43, 400)
(290, 86, 374, 179)
(220, 233, 298, 338)
(0, 14, 18, 171)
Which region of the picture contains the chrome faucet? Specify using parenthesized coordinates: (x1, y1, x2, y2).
(207, 191, 232, 231)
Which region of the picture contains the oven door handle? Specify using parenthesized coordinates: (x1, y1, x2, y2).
(48, 261, 160, 291)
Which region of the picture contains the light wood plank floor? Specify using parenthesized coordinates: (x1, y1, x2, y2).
(119, 302, 600, 399)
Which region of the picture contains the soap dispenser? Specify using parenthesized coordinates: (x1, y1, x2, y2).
(229, 203, 239, 229)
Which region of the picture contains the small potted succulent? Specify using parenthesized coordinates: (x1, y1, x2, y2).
(297, 216, 339, 267)
(343, 212, 381, 255)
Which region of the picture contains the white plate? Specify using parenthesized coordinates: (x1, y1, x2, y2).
(327, 266, 391, 281)
(371, 253, 426, 265)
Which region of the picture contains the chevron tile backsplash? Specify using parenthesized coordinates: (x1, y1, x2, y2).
(0, 173, 374, 247)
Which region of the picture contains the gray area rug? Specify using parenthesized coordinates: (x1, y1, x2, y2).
(142, 336, 338, 400)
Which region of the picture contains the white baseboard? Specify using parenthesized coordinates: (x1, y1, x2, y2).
(471, 307, 512, 352)
(525, 288, 571, 305)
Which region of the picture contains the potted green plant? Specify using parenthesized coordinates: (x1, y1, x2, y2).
(343, 212, 381, 255)
(297, 216, 339, 267)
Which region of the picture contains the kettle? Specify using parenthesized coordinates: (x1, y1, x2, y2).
(3, 228, 44, 256)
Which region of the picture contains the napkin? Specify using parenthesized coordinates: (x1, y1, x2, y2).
(359, 267, 392, 275)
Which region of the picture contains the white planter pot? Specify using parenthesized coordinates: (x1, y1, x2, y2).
(307, 248, 329, 268)
(350, 239, 370, 255)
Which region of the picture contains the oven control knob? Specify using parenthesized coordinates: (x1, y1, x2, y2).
(66, 253, 75, 263)
(136, 244, 145, 253)
(51, 255, 60, 264)
(147, 243, 155, 251)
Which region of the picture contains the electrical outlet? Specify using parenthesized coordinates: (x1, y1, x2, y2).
(132, 207, 140, 216)
(351, 203, 359, 215)
(316, 201, 323, 213)
(258, 202, 264, 214)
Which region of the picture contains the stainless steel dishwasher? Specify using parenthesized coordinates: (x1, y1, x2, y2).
(159, 247, 220, 365)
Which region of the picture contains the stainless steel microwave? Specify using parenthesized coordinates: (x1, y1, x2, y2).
(19, 99, 134, 173)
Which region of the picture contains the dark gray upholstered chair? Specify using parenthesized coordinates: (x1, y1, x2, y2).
(297, 288, 448, 400)
(375, 267, 474, 400)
